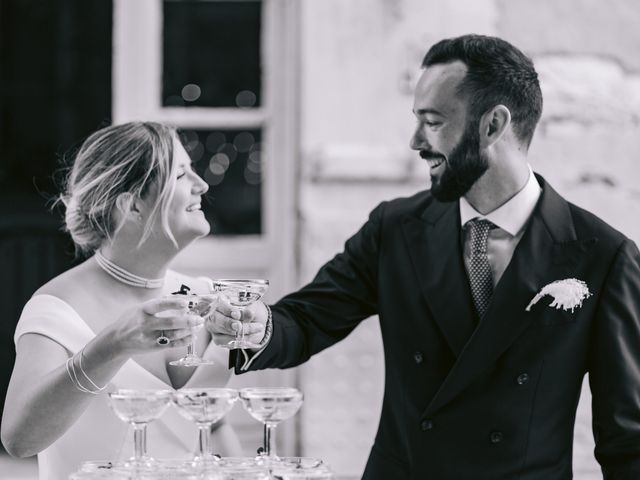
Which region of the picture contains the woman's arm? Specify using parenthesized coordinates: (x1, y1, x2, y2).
(1, 297, 199, 457)
(1, 332, 127, 457)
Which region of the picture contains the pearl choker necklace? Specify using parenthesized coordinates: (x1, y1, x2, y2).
(94, 250, 165, 289)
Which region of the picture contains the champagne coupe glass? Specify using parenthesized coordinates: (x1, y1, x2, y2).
(169, 284, 217, 367)
(202, 464, 271, 480)
(270, 457, 333, 480)
(136, 461, 201, 480)
(172, 388, 239, 464)
(69, 471, 130, 480)
(212, 279, 269, 349)
(270, 463, 335, 480)
(239, 387, 303, 463)
(107, 389, 173, 471)
(73, 461, 131, 479)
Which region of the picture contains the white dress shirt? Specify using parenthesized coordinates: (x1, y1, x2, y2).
(460, 167, 542, 287)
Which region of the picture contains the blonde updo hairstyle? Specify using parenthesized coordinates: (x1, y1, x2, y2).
(59, 121, 180, 257)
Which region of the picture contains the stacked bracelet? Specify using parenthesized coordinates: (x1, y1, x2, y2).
(65, 349, 107, 395)
(258, 304, 273, 349)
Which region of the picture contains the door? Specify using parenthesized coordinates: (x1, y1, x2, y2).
(112, 0, 301, 455)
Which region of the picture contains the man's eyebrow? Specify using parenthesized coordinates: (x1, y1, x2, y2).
(413, 108, 445, 116)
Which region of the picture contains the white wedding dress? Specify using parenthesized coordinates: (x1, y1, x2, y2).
(12, 271, 232, 480)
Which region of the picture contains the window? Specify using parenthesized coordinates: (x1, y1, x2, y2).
(112, 0, 298, 282)
(162, 1, 264, 236)
(180, 127, 262, 235)
(163, 1, 262, 109)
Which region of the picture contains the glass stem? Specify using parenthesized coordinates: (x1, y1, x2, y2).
(133, 423, 147, 460)
(238, 308, 246, 342)
(264, 422, 278, 458)
(188, 328, 197, 356)
(197, 424, 210, 458)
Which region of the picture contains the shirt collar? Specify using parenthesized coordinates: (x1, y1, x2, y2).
(459, 166, 542, 236)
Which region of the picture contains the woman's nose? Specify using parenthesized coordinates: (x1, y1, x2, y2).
(194, 174, 209, 195)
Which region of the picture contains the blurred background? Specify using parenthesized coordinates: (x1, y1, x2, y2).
(1, 0, 640, 478)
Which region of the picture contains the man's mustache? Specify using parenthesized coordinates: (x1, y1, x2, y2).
(419, 150, 445, 161)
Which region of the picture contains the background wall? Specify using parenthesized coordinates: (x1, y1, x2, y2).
(294, 0, 640, 477)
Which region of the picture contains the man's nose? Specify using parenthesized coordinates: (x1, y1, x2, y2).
(410, 129, 427, 151)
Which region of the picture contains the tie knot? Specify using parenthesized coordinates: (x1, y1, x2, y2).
(466, 218, 494, 252)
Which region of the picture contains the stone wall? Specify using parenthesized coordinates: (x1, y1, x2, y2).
(294, 0, 640, 477)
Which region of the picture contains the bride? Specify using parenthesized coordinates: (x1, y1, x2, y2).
(1, 122, 264, 479)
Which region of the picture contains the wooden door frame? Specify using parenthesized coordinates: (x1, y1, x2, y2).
(112, 0, 301, 454)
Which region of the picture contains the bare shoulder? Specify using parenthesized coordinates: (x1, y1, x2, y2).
(33, 259, 96, 305)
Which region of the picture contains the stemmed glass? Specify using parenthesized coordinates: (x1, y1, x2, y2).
(212, 279, 269, 350)
(202, 465, 271, 480)
(169, 284, 217, 367)
(239, 387, 303, 463)
(71, 461, 130, 480)
(270, 462, 335, 480)
(172, 388, 239, 464)
(107, 389, 173, 471)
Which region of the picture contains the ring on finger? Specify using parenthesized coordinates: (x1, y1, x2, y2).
(156, 330, 170, 346)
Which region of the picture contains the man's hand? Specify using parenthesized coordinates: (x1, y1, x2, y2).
(206, 297, 269, 350)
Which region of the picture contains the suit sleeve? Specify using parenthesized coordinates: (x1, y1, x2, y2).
(230, 201, 385, 372)
(589, 239, 640, 479)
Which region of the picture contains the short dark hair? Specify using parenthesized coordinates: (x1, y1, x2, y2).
(422, 34, 543, 148)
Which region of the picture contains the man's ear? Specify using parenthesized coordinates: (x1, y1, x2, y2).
(479, 105, 511, 149)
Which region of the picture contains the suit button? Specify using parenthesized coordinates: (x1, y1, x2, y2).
(413, 352, 423, 364)
(516, 373, 529, 385)
(421, 419, 434, 431)
(490, 431, 503, 444)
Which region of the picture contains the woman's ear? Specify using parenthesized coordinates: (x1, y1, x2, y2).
(479, 105, 511, 149)
(115, 193, 142, 222)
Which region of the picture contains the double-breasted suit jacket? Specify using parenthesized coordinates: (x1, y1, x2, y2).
(235, 175, 640, 479)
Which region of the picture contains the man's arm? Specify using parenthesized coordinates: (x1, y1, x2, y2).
(589, 239, 640, 479)
(213, 201, 387, 373)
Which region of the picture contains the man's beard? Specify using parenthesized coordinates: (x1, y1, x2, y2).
(428, 121, 489, 202)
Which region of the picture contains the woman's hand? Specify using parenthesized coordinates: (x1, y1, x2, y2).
(103, 296, 205, 356)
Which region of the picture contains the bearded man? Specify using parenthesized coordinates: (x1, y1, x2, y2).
(209, 34, 640, 480)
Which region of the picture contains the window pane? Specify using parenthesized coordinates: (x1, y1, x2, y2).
(179, 128, 262, 235)
(163, 0, 261, 108)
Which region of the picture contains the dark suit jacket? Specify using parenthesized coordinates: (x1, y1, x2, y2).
(235, 175, 640, 479)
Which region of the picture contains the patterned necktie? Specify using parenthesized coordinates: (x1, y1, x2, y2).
(466, 218, 494, 320)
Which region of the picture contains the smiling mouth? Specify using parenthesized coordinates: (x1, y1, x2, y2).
(420, 150, 446, 169)
(426, 158, 445, 169)
(186, 204, 202, 212)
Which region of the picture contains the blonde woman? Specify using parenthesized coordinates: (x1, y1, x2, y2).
(1, 122, 256, 479)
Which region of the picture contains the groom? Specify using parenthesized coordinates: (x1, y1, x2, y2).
(209, 35, 640, 479)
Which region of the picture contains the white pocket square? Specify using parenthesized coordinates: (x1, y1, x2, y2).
(525, 278, 592, 313)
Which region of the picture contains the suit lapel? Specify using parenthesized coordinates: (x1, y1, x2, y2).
(401, 200, 476, 357)
(423, 177, 594, 416)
